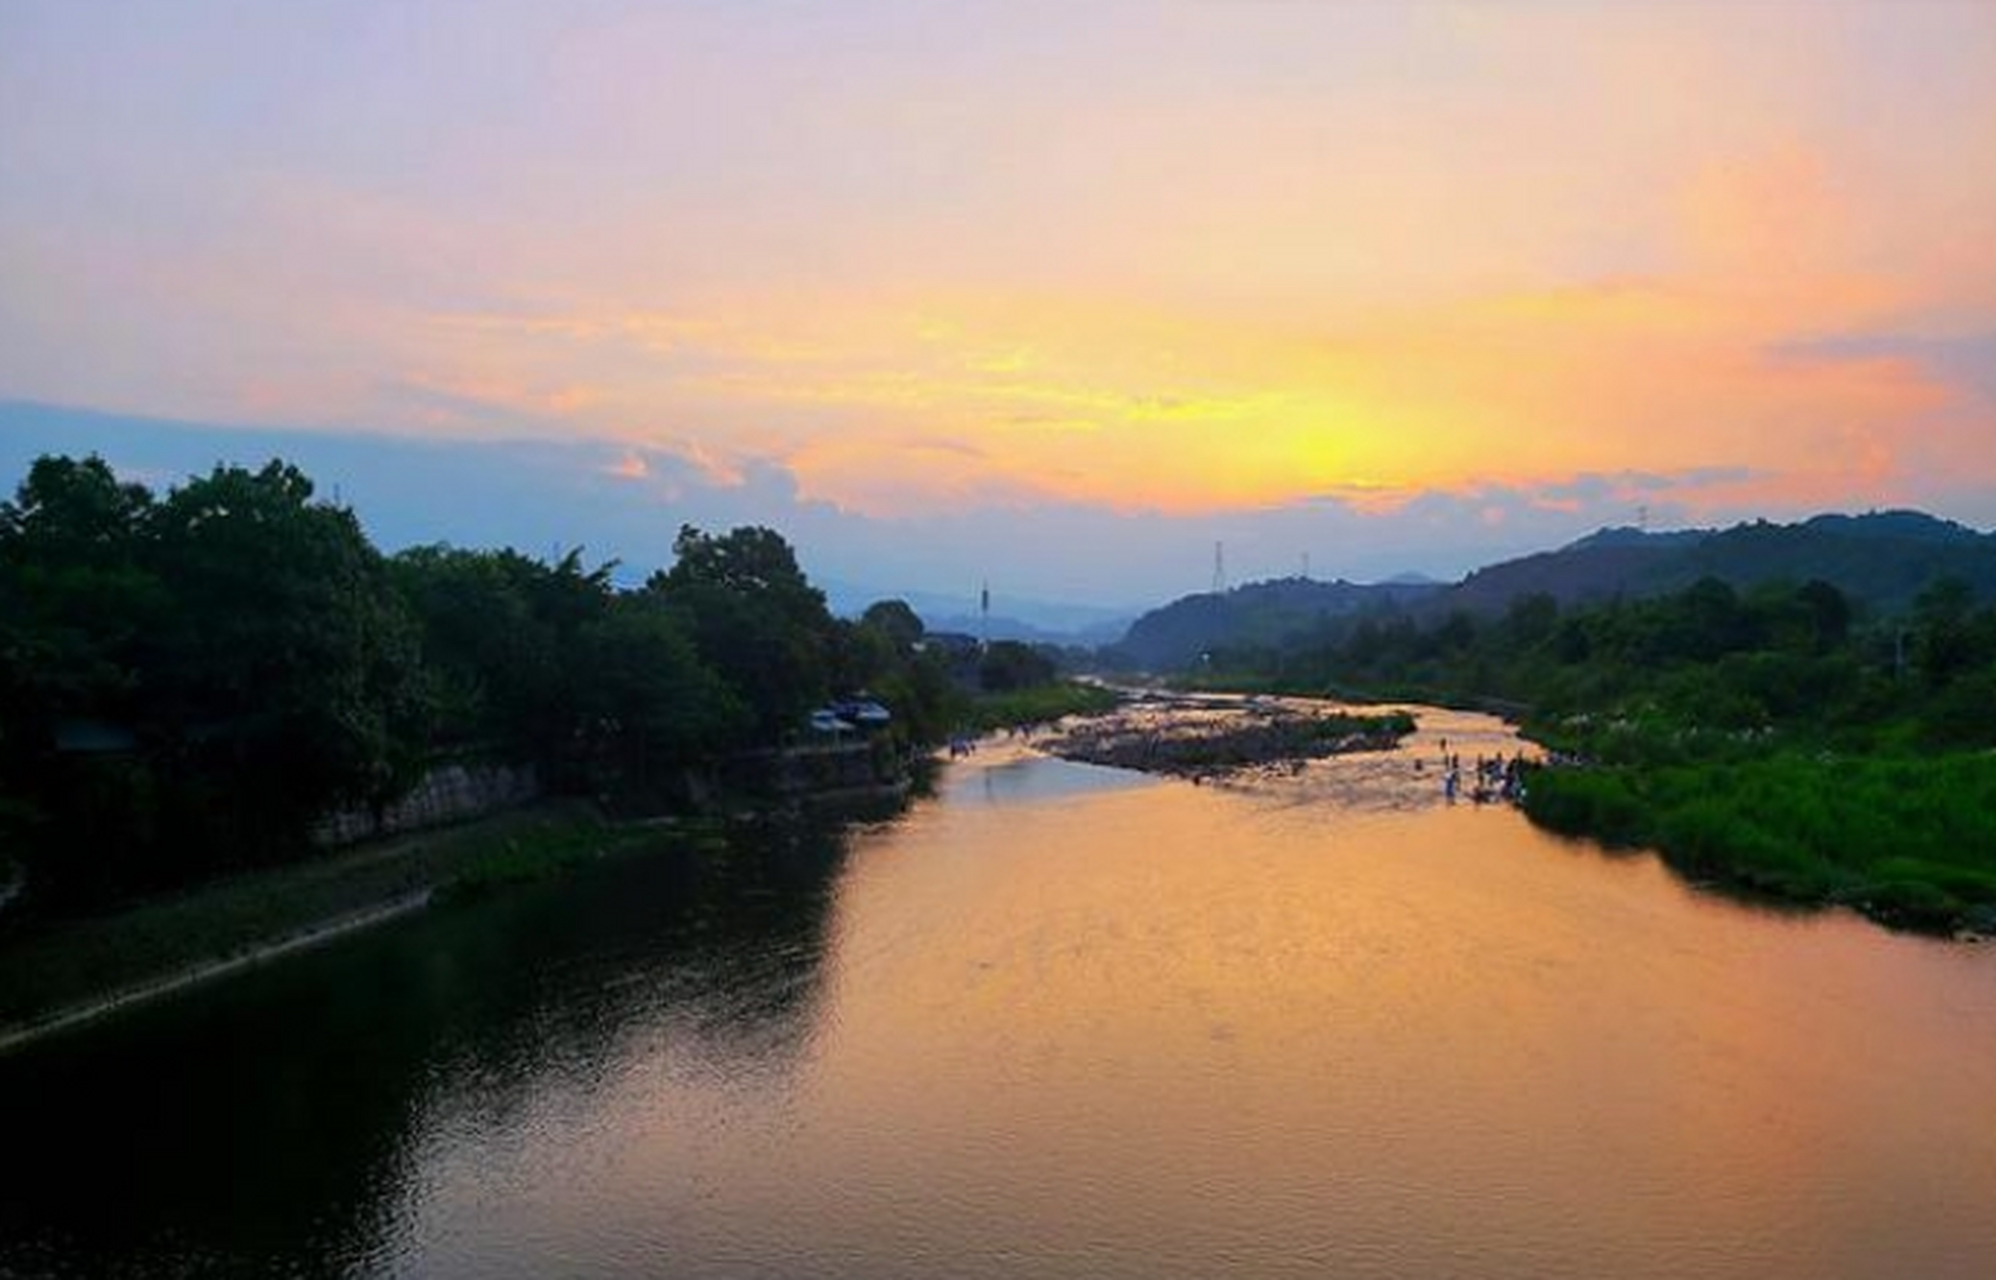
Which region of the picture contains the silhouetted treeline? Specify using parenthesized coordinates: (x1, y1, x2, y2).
(1204, 575, 1996, 751)
(0, 455, 981, 910)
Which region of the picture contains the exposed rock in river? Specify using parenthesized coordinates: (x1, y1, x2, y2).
(1040, 695, 1415, 780)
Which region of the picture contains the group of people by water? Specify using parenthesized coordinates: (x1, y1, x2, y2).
(1423, 737, 1530, 806)
(949, 721, 1060, 758)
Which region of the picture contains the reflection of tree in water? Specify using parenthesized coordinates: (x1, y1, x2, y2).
(0, 810, 866, 1280)
(439, 810, 858, 1102)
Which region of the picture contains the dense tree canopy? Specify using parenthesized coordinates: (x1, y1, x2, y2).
(1, 459, 426, 902)
(978, 640, 1058, 693)
(644, 525, 840, 742)
(1, 456, 1035, 912)
(858, 599, 924, 652)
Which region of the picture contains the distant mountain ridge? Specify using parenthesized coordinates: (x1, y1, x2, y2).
(1563, 525, 1712, 552)
(1796, 510, 1985, 544)
(1109, 576, 1446, 670)
(921, 612, 1132, 647)
(819, 580, 1135, 643)
(1448, 509, 1996, 617)
(1109, 510, 1996, 670)
(1633, 513, 1996, 612)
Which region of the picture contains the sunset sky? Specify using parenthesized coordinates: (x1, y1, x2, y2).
(4, 0, 1993, 611)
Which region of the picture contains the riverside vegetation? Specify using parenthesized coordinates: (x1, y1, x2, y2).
(1189, 576, 1996, 934)
(0, 454, 1103, 1028)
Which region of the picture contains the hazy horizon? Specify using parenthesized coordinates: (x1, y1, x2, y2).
(17, 398, 1992, 625)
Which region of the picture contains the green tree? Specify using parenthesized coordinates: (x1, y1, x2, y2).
(390, 545, 540, 747)
(648, 526, 836, 740)
(0, 456, 432, 903)
(1504, 592, 1559, 650)
(0, 455, 163, 716)
(577, 595, 746, 800)
(1912, 576, 1977, 688)
(0, 457, 166, 901)
(979, 640, 1057, 692)
(1796, 579, 1852, 653)
(143, 461, 430, 866)
(1664, 577, 1749, 663)
(660, 524, 828, 630)
(391, 544, 646, 789)
(859, 598, 925, 652)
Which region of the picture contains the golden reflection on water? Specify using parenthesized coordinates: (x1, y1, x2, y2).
(787, 712, 1996, 1279)
(10, 706, 1992, 1278)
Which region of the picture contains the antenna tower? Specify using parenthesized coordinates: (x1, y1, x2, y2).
(1211, 541, 1228, 594)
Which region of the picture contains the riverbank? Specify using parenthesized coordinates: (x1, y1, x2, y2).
(0, 802, 681, 1050)
(1525, 748, 1996, 937)
(1163, 673, 1996, 938)
(0, 891, 434, 1055)
(0, 714, 955, 1051)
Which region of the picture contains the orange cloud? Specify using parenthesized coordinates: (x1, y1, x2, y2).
(604, 450, 649, 481)
(28, 5, 1979, 530)
(382, 240, 1985, 524)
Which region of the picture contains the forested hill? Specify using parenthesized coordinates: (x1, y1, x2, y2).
(1109, 511, 1996, 672)
(1641, 513, 1996, 610)
(1107, 577, 1445, 670)
(1455, 511, 1996, 615)
(1446, 527, 1708, 612)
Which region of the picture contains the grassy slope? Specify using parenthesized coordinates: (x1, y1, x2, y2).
(0, 803, 682, 1032)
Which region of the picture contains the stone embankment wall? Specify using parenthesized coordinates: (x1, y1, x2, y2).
(722, 740, 903, 799)
(314, 761, 540, 847)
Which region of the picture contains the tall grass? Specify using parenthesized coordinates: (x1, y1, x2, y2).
(1527, 752, 1996, 932)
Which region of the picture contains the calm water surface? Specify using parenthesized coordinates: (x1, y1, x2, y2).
(4, 708, 1995, 1279)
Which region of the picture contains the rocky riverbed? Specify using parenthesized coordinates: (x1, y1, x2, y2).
(1038, 693, 1415, 780)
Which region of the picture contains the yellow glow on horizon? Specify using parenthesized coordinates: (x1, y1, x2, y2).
(380, 250, 1981, 522)
(17, 5, 1984, 530)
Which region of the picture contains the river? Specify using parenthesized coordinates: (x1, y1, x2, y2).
(3, 706, 1994, 1279)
